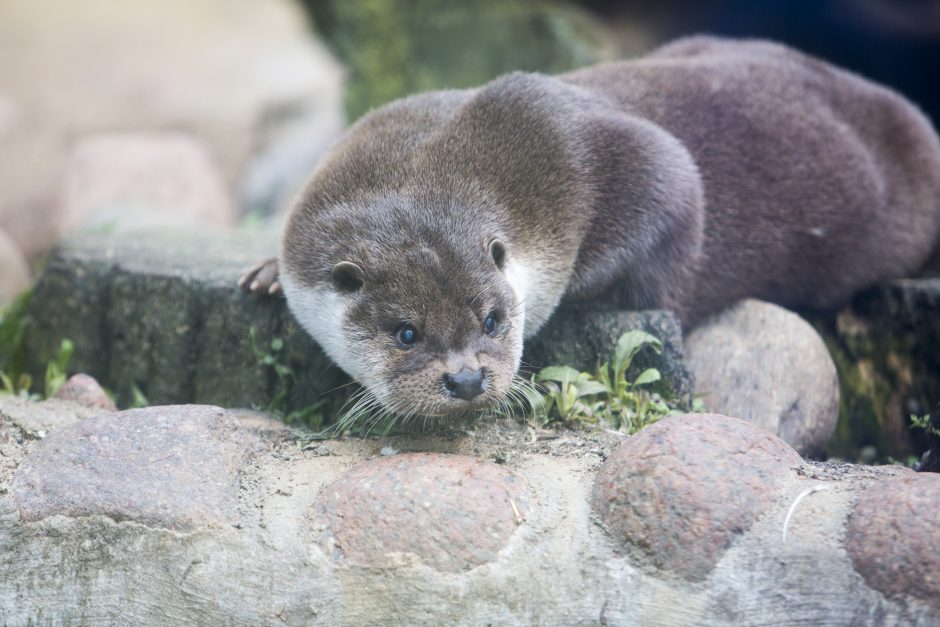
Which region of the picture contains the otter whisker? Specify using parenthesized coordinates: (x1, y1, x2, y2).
(386, 405, 416, 436)
(334, 390, 367, 425)
(321, 379, 363, 396)
(361, 404, 392, 439)
(321, 388, 367, 437)
(407, 407, 426, 432)
(490, 397, 512, 421)
(334, 387, 385, 437)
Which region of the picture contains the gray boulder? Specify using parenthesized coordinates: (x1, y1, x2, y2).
(0, 0, 344, 260)
(57, 132, 236, 234)
(684, 299, 839, 458)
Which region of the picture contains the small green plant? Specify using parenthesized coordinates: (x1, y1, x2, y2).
(43, 338, 74, 398)
(534, 365, 609, 423)
(284, 400, 326, 429)
(910, 413, 940, 437)
(130, 383, 150, 409)
(530, 330, 675, 434)
(1, 289, 74, 401)
(251, 328, 293, 412)
(1, 338, 73, 400)
(0, 290, 32, 397)
(250, 326, 325, 428)
(0, 370, 31, 398)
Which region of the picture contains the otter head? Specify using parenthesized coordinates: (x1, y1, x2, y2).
(280, 202, 528, 419)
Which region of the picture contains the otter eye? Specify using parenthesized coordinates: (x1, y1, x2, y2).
(396, 324, 418, 347)
(483, 313, 498, 336)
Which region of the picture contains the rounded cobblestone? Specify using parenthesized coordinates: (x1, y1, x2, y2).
(592, 413, 801, 580)
(316, 453, 531, 572)
(52, 373, 116, 412)
(12, 405, 257, 530)
(846, 472, 940, 608)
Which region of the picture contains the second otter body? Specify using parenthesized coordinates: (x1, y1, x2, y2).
(251, 37, 940, 417)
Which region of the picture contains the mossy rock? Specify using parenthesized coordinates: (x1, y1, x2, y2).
(810, 279, 940, 462)
(303, 0, 612, 120)
(25, 230, 351, 425)
(23, 229, 691, 427)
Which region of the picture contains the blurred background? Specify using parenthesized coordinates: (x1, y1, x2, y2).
(1, 0, 939, 303)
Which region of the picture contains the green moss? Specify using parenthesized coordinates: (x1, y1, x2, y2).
(817, 312, 922, 461)
(824, 338, 886, 458)
(303, 0, 606, 120)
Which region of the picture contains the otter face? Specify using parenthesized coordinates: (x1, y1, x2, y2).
(281, 233, 528, 419)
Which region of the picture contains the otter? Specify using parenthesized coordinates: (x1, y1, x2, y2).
(240, 36, 940, 418)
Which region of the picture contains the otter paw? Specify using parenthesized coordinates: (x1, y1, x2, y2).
(238, 257, 282, 296)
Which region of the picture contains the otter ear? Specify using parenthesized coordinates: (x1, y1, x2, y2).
(488, 239, 507, 271)
(332, 261, 364, 292)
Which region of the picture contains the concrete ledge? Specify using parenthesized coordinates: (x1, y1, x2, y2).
(2, 398, 936, 625)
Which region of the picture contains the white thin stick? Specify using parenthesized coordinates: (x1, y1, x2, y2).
(782, 485, 831, 543)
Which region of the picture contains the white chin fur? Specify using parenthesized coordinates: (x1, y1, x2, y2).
(279, 270, 369, 385)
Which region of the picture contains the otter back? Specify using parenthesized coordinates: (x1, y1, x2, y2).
(242, 36, 940, 418)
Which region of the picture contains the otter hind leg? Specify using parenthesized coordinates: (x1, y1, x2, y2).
(238, 257, 283, 296)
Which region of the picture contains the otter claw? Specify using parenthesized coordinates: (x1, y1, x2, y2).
(237, 261, 263, 290)
(238, 257, 282, 297)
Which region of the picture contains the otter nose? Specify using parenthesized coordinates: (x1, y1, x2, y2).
(443, 367, 484, 401)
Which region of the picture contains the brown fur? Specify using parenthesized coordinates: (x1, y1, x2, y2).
(255, 36, 940, 416)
